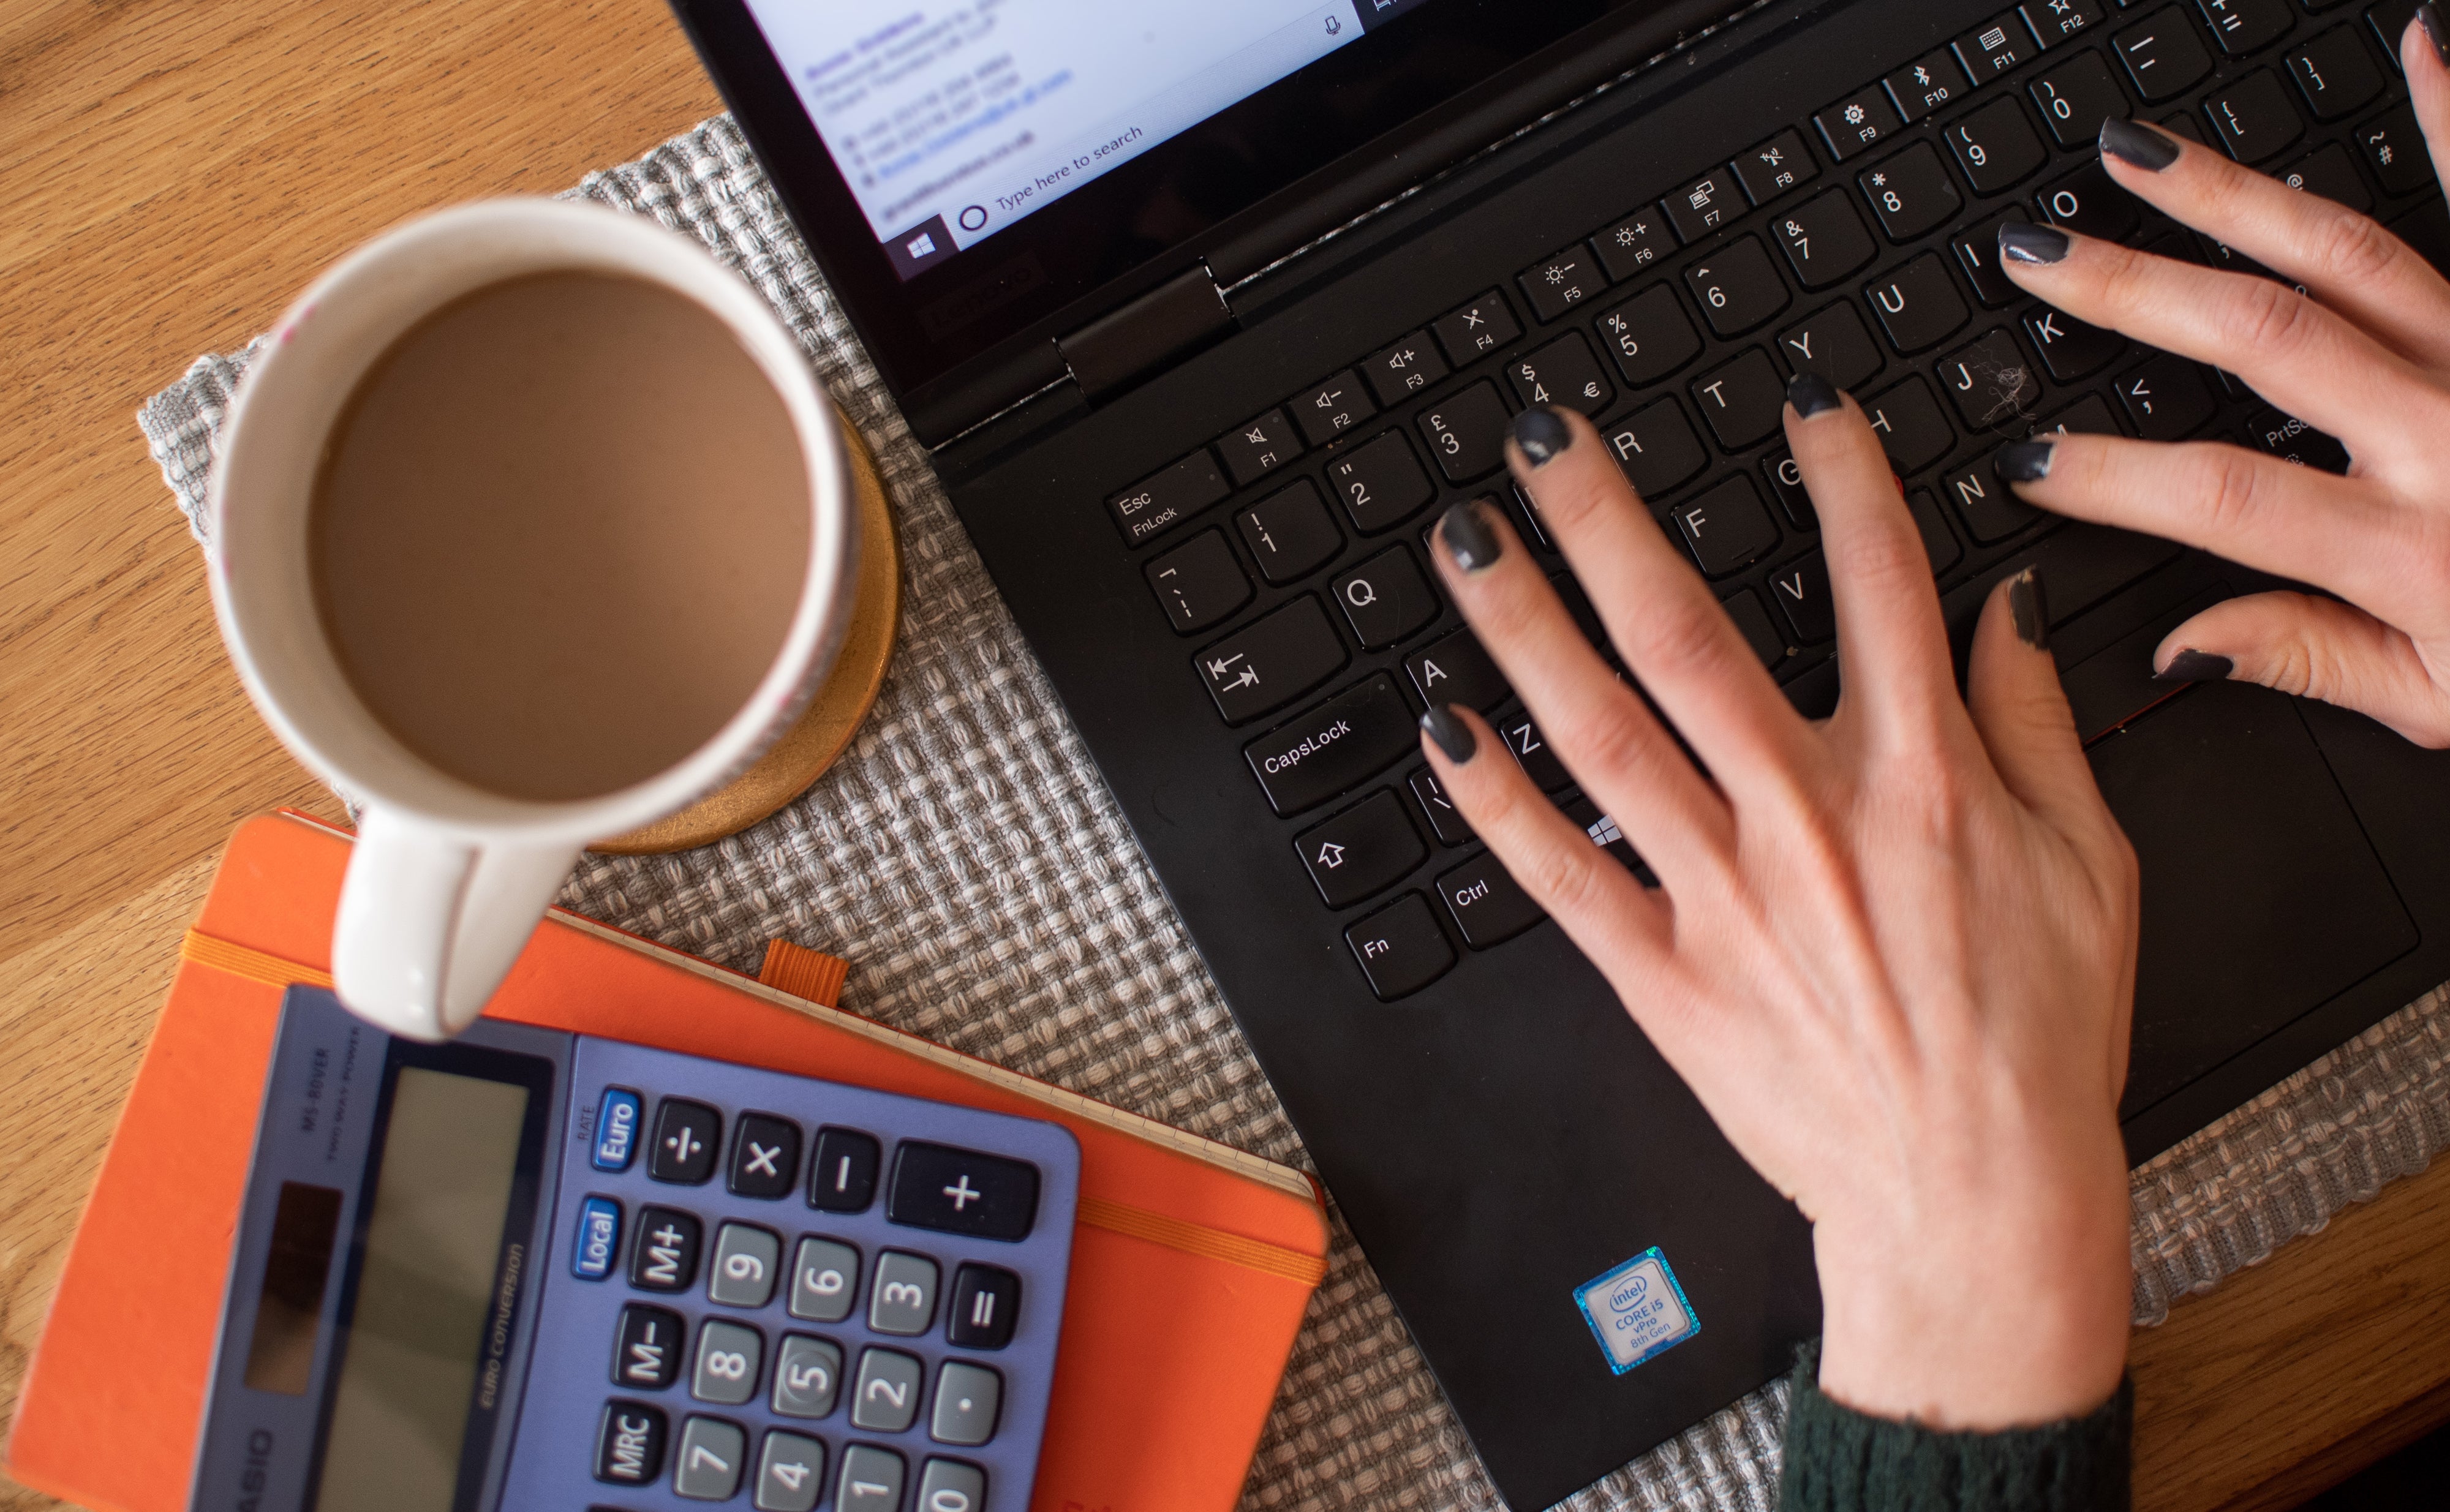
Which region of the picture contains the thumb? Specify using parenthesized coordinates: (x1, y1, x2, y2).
(2154, 591, 2450, 748)
(1966, 568, 2101, 833)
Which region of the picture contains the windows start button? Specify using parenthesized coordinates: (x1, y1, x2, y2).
(1573, 1247, 1699, 1375)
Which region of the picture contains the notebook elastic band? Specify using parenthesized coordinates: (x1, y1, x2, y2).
(179, 929, 335, 990)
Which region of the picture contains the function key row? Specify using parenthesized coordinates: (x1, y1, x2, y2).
(595, 1401, 988, 1510)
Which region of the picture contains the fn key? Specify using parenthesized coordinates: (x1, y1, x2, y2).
(1346, 893, 1455, 999)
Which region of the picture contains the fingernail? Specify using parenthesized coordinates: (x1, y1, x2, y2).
(1786, 371, 1842, 418)
(2423, 4, 2450, 69)
(1998, 222, 2070, 265)
(2156, 648, 2235, 682)
(1995, 438, 2055, 483)
(1511, 405, 1573, 467)
(2010, 567, 2051, 652)
(1439, 498, 1502, 572)
(2101, 117, 2182, 172)
(1422, 704, 1477, 763)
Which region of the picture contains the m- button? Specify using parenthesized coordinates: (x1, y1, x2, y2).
(886, 1140, 1042, 1241)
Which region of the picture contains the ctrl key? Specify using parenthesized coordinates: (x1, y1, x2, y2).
(1345, 893, 1455, 999)
(594, 1399, 668, 1486)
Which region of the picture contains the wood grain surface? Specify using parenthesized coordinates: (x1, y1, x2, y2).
(3, 2, 2445, 1509)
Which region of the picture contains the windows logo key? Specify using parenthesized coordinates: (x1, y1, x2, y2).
(1573, 1246, 1698, 1374)
(886, 214, 956, 279)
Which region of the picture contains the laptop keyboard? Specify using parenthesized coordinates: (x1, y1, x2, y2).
(1110, 0, 2440, 1002)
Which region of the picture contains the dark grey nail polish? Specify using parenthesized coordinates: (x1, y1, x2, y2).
(1994, 438, 2055, 483)
(2100, 116, 2182, 172)
(1439, 499, 1502, 572)
(1422, 704, 1477, 763)
(2156, 648, 2235, 682)
(1786, 371, 1842, 418)
(1998, 222, 2071, 265)
(2423, 3, 2450, 69)
(1511, 405, 1572, 467)
(2010, 567, 2050, 652)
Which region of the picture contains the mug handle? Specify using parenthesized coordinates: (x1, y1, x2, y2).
(331, 806, 582, 1040)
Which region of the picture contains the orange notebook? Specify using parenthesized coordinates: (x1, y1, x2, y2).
(7, 812, 1327, 1512)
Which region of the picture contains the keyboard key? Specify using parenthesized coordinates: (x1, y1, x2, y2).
(1863, 375, 1958, 470)
(1146, 530, 1253, 634)
(1415, 382, 1513, 483)
(650, 1098, 722, 1184)
(1592, 208, 1676, 280)
(1333, 546, 1440, 649)
(1771, 189, 1880, 289)
(2032, 391, 2127, 438)
(1519, 246, 1607, 320)
(2025, 304, 2127, 379)
(789, 1236, 860, 1322)
(1328, 431, 1437, 532)
(1814, 85, 1905, 161)
(1957, 11, 2043, 80)
(2038, 159, 2142, 239)
(837, 1445, 907, 1511)
(1495, 712, 1570, 790)
(2391, 197, 2450, 277)
(1945, 457, 2045, 541)
(772, 1333, 843, 1417)
(1668, 475, 1781, 577)
(2289, 27, 2385, 117)
(1762, 451, 1817, 529)
(616, 1302, 684, 1390)
(2369, 0, 2422, 67)
(1953, 211, 2034, 306)
(1509, 333, 1614, 415)
(1945, 96, 2051, 195)
(1907, 487, 1964, 571)
(1410, 766, 1476, 844)
(1665, 167, 1743, 241)
(1562, 795, 1653, 882)
(932, 1360, 1005, 1446)
(1346, 892, 1455, 999)
(1292, 369, 1376, 447)
(1432, 290, 1522, 366)
(853, 1347, 926, 1432)
(1887, 47, 1975, 122)
(1599, 397, 1709, 496)
(708, 1222, 782, 1308)
(692, 1318, 764, 1405)
(1245, 674, 1415, 814)
(948, 1262, 1022, 1350)
(2206, 69, 2305, 160)
(2278, 141, 2375, 211)
(756, 1431, 827, 1512)
(1594, 284, 1705, 382)
(1684, 235, 1792, 335)
(1363, 333, 1449, 407)
(1939, 328, 2043, 428)
(2356, 103, 2432, 194)
(1937, 524, 2185, 662)
(675, 1416, 747, 1501)
(2023, 0, 2110, 47)
(1691, 348, 1788, 449)
(1766, 552, 1836, 643)
(1237, 480, 1342, 585)
(575, 1195, 622, 1280)
(1406, 626, 1510, 710)
(728, 1113, 802, 1200)
(631, 1206, 703, 1292)
(593, 1088, 643, 1172)
(1867, 253, 1970, 352)
(888, 1141, 1042, 1241)
(1724, 587, 1793, 668)
(1550, 572, 1607, 647)
(867, 1250, 941, 1336)
(595, 1400, 669, 1486)
(2031, 51, 2132, 147)
(807, 1127, 880, 1213)
(1436, 850, 1545, 947)
(1860, 142, 1964, 240)
(1216, 409, 1306, 489)
(1775, 303, 1885, 388)
(2116, 9, 2217, 100)
(1735, 128, 1821, 204)
(1108, 451, 1227, 547)
(2195, 0, 2293, 53)
(2116, 352, 2219, 438)
(919, 1459, 988, 1512)
(2245, 405, 2351, 470)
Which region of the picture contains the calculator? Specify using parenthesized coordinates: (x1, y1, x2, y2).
(188, 988, 1079, 1512)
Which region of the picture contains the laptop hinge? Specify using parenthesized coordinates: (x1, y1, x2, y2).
(1055, 265, 1235, 405)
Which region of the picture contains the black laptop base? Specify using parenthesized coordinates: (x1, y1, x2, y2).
(935, 0, 2450, 1503)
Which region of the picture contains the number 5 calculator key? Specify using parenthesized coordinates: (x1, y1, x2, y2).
(790, 1234, 861, 1322)
(771, 1333, 843, 1418)
(709, 1220, 782, 1307)
(870, 1249, 941, 1334)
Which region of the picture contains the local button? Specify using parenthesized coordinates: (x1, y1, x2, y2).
(573, 1195, 622, 1280)
(592, 1087, 642, 1172)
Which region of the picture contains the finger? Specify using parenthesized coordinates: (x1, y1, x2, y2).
(1964, 569, 2108, 842)
(2085, 115, 2450, 372)
(1428, 497, 1732, 871)
(1506, 405, 1813, 795)
(1995, 220, 2444, 463)
(1782, 376, 1958, 737)
(2152, 590, 2450, 747)
(1995, 431, 2423, 624)
(2404, 10, 2450, 216)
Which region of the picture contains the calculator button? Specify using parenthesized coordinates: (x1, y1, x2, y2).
(1592, 209, 1675, 280)
(1770, 189, 1879, 290)
(790, 1236, 862, 1322)
(1291, 370, 1376, 448)
(837, 1445, 907, 1510)
(729, 1113, 804, 1199)
(592, 1088, 643, 1171)
(918, 1460, 989, 1512)
(930, 1361, 1003, 1446)
(1431, 289, 1522, 366)
(1417, 382, 1514, 482)
(1237, 480, 1343, 585)
(1886, 47, 1973, 122)
(1344, 892, 1455, 999)
(1860, 143, 1965, 241)
(1296, 791, 1428, 909)
(945, 1263, 1022, 1351)
(595, 1399, 669, 1486)
(1333, 546, 1439, 650)
(1669, 476, 1781, 579)
(1593, 284, 1705, 384)
(771, 1334, 845, 1418)
(1360, 331, 1449, 405)
(574, 1196, 622, 1280)
(1683, 236, 1791, 336)
(1937, 328, 2043, 428)
(755, 1431, 827, 1512)
(674, 1416, 747, 1501)
(692, 1318, 765, 1405)
(1814, 84, 1904, 161)
(2205, 70, 2305, 162)
(808, 1127, 881, 1213)
(869, 1249, 943, 1334)
(650, 1099, 722, 1184)
(1107, 451, 1228, 547)
(1508, 333, 1614, 416)
(1867, 254, 1970, 353)
(1410, 767, 1476, 846)
(1436, 851, 1545, 948)
(2195, 0, 2293, 55)
(630, 1207, 704, 1292)
(1327, 431, 1437, 532)
(1215, 408, 1306, 489)
(1406, 626, 1509, 712)
(1599, 397, 1708, 498)
(708, 1222, 783, 1308)
(886, 1143, 1044, 1241)
(614, 1303, 685, 1390)
(852, 1347, 927, 1432)
(1733, 128, 1819, 205)
(2116, 8, 2216, 101)
(1664, 167, 1741, 241)
(1145, 530, 1254, 634)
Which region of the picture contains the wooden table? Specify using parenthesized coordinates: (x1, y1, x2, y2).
(4, 4, 2446, 1508)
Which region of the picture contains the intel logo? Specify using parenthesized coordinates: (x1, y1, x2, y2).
(1607, 1276, 1649, 1313)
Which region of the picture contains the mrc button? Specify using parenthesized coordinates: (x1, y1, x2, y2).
(886, 1141, 1041, 1241)
(592, 1088, 641, 1172)
(594, 1399, 668, 1486)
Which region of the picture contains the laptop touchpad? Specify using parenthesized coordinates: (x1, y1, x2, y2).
(2090, 682, 2417, 1119)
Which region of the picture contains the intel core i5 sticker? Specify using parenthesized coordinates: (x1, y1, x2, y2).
(1574, 1247, 1698, 1374)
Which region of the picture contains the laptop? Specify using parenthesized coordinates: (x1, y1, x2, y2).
(668, 0, 2450, 1503)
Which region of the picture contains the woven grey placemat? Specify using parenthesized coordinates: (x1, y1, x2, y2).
(140, 115, 2450, 1510)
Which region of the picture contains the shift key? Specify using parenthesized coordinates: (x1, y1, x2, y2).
(1246, 675, 1417, 816)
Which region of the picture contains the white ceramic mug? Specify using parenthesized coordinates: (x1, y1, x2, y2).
(210, 199, 856, 1041)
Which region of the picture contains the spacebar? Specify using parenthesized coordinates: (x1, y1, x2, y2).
(1245, 674, 1416, 816)
(1941, 524, 2184, 667)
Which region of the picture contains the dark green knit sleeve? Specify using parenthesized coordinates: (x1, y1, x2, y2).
(1777, 1347, 2132, 1512)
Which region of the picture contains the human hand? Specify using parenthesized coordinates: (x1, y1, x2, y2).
(1418, 393, 2138, 1430)
(1988, 13, 2450, 747)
